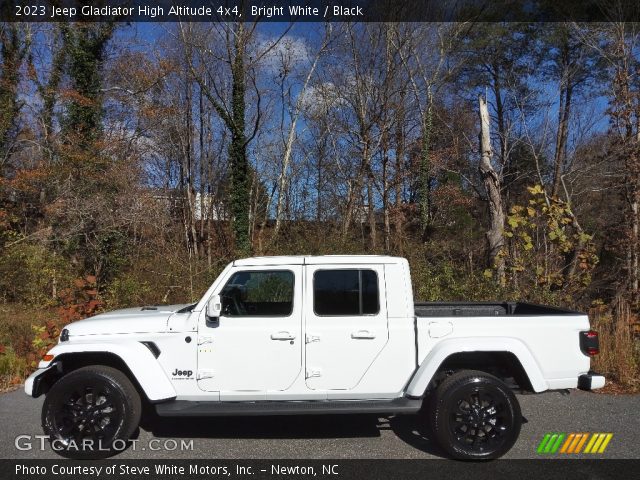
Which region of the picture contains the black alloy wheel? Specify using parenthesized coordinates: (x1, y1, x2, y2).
(42, 365, 141, 459)
(428, 370, 522, 460)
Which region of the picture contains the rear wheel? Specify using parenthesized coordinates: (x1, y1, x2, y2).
(428, 370, 522, 460)
(42, 365, 141, 459)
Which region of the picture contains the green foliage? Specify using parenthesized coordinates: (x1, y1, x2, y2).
(29, 317, 67, 370)
(501, 185, 598, 300)
(413, 261, 486, 301)
(0, 306, 36, 358)
(104, 273, 152, 310)
(91, 230, 131, 284)
(61, 23, 113, 142)
(0, 243, 73, 305)
(455, 22, 539, 114)
(407, 236, 588, 308)
(0, 346, 29, 382)
(30, 325, 51, 356)
(228, 103, 251, 256)
(407, 243, 496, 302)
(244, 272, 293, 303)
(0, 24, 29, 158)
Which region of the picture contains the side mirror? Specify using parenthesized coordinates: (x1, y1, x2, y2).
(207, 294, 222, 319)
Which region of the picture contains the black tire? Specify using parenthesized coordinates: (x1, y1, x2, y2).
(42, 365, 141, 459)
(428, 370, 522, 460)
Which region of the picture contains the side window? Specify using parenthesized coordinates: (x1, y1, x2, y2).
(313, 269, 379, 316)
(220, 271, 294, 317)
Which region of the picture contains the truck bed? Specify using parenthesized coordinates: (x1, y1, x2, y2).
(414, 302, 580, 317)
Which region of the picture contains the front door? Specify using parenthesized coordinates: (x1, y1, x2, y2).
(197, 266, 302, 399)
(304, 265, 388, 390)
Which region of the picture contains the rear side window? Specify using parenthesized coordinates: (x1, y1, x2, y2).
(313, 269, 379, 316)
(220, 270, 294, 317)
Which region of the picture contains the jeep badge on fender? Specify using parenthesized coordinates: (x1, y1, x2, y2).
(25, 255, 604, 460)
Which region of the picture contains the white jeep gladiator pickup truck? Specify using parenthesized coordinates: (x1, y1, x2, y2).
(25, 255, 604, 460)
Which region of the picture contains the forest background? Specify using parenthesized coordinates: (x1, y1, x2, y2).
(1, 15, 638, 390)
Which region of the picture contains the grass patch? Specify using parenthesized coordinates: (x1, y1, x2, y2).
(0, 303, 56, 389)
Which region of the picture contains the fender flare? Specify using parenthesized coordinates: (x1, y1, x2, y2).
(40, 341, 177, 402)
(405, 337, 548, 396)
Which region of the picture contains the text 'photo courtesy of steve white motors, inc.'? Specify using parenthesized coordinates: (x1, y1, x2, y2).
(14, 462, 339, 477)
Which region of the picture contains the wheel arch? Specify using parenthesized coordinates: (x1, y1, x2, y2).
(406, 337, 548, 397)
(34, 342, 176, 403)
(427, 351, 534, 392)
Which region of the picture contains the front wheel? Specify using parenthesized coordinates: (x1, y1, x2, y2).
(428, 370, 522, 460)
(42, 365, 141, 459)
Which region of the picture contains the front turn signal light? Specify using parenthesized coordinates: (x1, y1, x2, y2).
(42, 354, 54, 362)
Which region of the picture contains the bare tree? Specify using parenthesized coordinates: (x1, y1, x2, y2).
(393, 24, 465, 237)
(479, 95, 506, 285)
(0, 24, 31, 167)
(270, 26, 332, 244)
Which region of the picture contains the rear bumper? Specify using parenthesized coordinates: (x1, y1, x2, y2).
(578, 371, 606, 390)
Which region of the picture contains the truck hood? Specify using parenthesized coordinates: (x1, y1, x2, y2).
(64, 304, 191, 337)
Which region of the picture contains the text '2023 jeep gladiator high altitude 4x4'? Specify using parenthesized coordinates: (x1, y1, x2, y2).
(25, 256, 604, 459)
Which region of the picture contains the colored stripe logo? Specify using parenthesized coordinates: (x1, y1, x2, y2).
(537, 433, 613, 454)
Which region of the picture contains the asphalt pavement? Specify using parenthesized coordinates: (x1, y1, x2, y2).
(1, 388, 638, 459)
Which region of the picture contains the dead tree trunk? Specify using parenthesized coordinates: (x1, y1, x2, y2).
(479, 95, 506, 286)
(419, 95, 433, 239)
(394, 90, 405, 253)
(271, 33, 327, 243)
(367, 172, 377, 248)
(552, 39, 573, 198)
(381, 131, 391, 253)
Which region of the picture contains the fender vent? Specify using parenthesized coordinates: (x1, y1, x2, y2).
(141, 341, 161, 358)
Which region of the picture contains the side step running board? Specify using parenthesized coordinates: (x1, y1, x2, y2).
(155, 397, 422, 417)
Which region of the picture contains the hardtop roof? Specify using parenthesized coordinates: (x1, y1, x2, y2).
(233, 255, 406, 267)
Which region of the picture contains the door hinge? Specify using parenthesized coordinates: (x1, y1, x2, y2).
(306, 369, 322, 379)
(305, 334, 320, 344)
(198, 336, 213, 346)
(197, 370, 215, 380)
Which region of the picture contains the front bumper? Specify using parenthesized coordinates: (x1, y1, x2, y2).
(578, 371, 606, 390)
(24, 363, 59, 397)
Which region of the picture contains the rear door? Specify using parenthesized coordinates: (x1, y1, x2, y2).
(304, 265, 388, 390)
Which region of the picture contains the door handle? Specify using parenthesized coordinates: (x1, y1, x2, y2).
(351, 330, 376, 339)
(271, 331, 296, 341)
